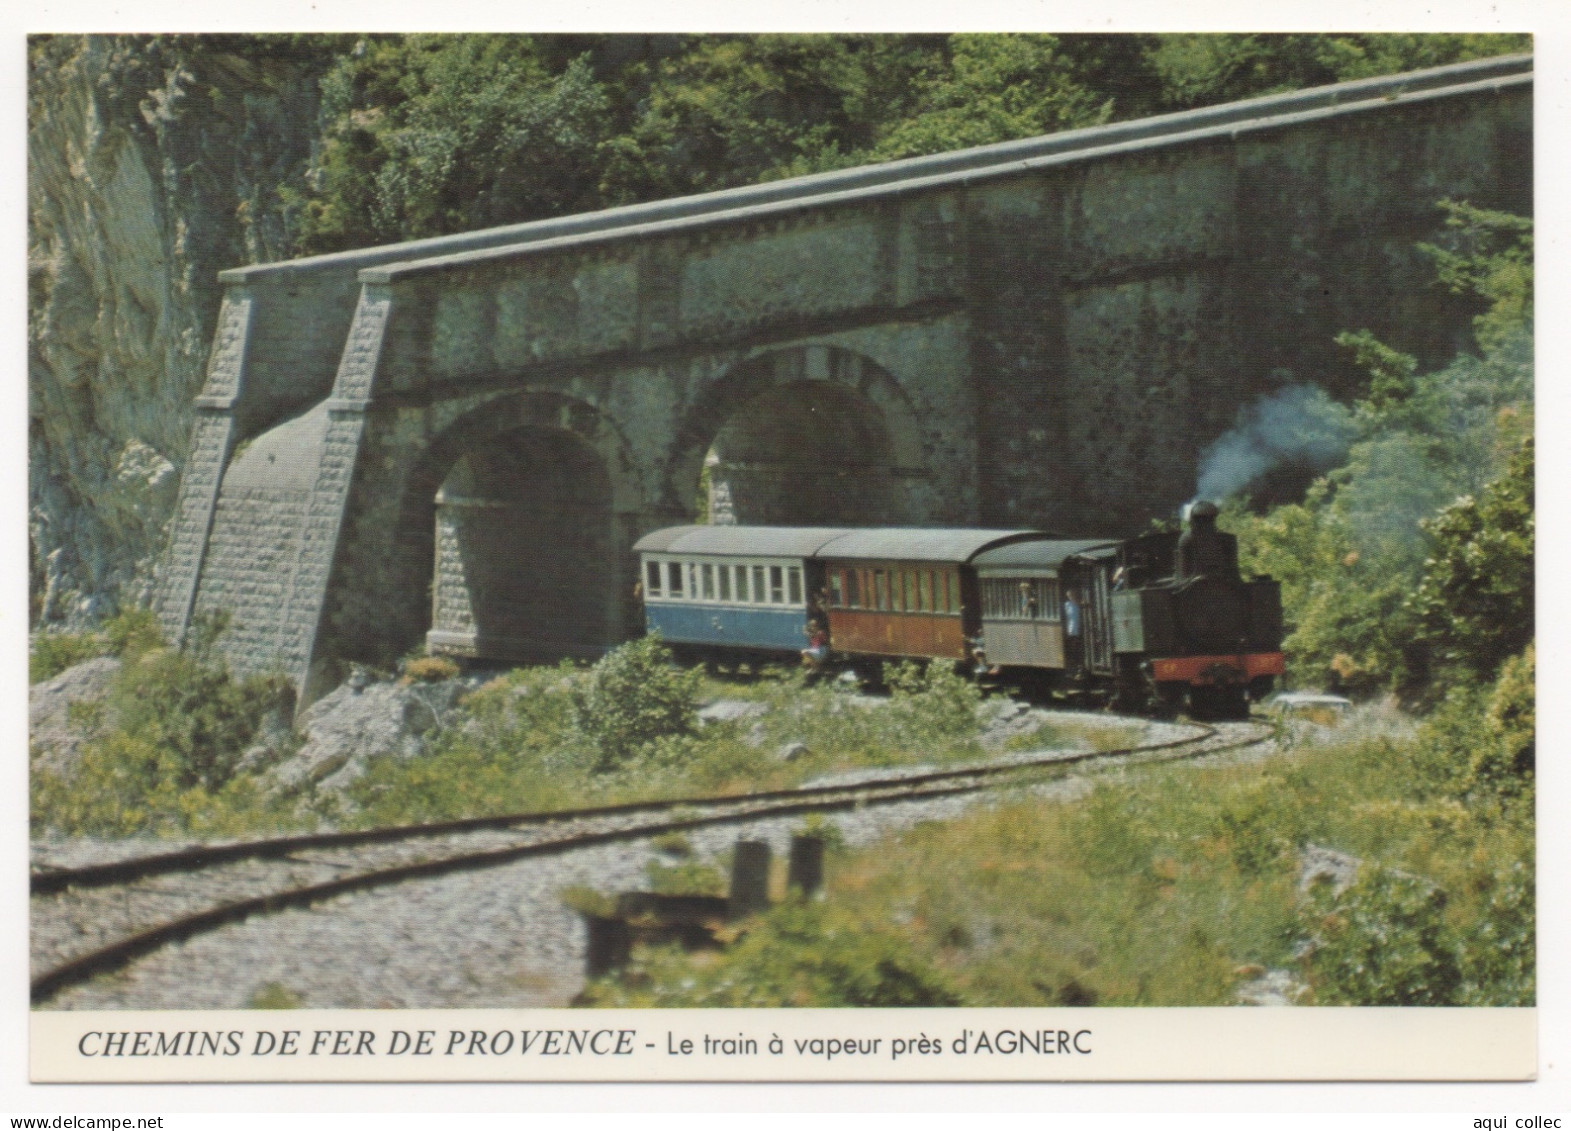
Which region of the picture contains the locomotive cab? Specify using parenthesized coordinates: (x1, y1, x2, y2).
(1108, 502, 1285, 718)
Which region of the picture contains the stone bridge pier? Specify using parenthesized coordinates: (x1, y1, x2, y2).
(155, 55, 1530, 704)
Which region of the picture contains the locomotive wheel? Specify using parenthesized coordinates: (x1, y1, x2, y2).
(1153, 681, 1186, 719)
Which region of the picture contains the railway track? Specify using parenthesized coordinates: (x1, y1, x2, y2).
(31, 716, 1272, 1004)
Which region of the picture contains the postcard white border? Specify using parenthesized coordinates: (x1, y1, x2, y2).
(9, 0, 1571, 1117)
(29, 1008, 1536, 1083)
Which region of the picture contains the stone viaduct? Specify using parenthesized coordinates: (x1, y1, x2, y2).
(155, 55, 1531, 704)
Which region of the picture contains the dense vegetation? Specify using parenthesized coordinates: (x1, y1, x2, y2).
(31, 612, 300, 838)
(587, 685, 1532, 1007)
(1230, 202, 1532, 699)
(580, 207, 1534, 1008)
(32, 632, 1059, 838)
(30, 34, 1533, 1006)
(35, 32, 1524, 260)
(285, 33, 1524, 254)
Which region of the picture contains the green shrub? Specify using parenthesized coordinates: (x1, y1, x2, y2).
(29, 631, 107, 683)
(1304, 867, 1461, 1005)
(348, 663, 590, 824)
(30, 606, 164, 683)
(884, 659, 982, 740)
(582, 901, 962, 1007)
(1458, 860, 1534, 1005)
(1485, 643, 1535, 786)
(29, 611, 297, 837)
(644, 855, 727, 897)
(108, 650, 293, 793)
(571, 637, 700, 771)
(1412, 644, 1535, 804)
(1212, 779, 1300, 876)
(104, 607, 163, 659)
(247, 983, 306, 1009)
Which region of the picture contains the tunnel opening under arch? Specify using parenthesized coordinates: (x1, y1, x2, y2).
(693, 350, 926, 527)
(425, 425, 616, 663)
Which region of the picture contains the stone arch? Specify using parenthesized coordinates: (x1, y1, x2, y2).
(396, 390, 642, 663)
(671, 344, 929, 526)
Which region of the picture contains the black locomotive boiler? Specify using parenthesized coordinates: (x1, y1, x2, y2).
(972, 502, 1283, 718)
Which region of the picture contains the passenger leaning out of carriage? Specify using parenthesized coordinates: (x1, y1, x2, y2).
(801, 618, 830, 674)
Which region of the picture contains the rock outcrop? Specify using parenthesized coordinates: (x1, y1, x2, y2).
(29, 36, 327, 624)
(28, 655, 122, 776)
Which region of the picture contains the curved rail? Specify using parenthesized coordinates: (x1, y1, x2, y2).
(32, 719, 1272, 1004)
(32, 719, 1218, 895)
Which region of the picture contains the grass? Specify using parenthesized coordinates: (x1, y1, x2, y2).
(580, 701, 1534, 1008)
(1001, 715, 1145, 754)
(344, 656, 1002, 826)
(34, 636, 1140, 839)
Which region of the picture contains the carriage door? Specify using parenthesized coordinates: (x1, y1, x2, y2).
(1085, 560, 1115, 676)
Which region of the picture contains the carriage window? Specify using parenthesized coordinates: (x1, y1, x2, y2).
(828, 571, 844, 607)
(941, 571, 955, 614)
(698, 563, 712, 600)
(719, 564, 732, 601)
(734, 565, 749, 603)
(872, 570, 887, 611)
(769, 566, 784, 604)
(788, 567, 803, 606)
(667, 561, 684, 596)
(645, 561, 661, 597)
(752, 566, 766, 605)
(919, 570, 933, 612)
(846, 569, 860, 608)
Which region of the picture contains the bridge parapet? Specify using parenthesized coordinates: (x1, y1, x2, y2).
(159, 56, 1531, 704)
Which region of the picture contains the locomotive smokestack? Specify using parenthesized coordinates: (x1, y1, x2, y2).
(1176, 500, 1235, 581)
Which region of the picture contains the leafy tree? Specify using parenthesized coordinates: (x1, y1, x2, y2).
(1409, 438, 1533, 682)
(1235, 204, 1531, 695)
(1146, 33, 1527, 110)
(273, 33, 1530, 256)
(1419, 200, 1534, 356)
(597, 35, 950, 200)
(867, 35, 1112, 161)
(290, 37, 615, 253)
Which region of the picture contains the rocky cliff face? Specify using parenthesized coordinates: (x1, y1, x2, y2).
(28, 36, 328, 625)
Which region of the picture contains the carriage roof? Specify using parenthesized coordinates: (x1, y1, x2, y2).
(633, 525, 850, 557)
(633, 525, 1048, 564)
(815, 528, 1045, 563)
(972, 538, 1121, 577)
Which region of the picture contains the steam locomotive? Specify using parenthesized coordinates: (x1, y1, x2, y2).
(633, 503, 1283, 719)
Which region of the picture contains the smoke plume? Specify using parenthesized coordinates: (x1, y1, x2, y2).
(1194, 385, 1354, 502)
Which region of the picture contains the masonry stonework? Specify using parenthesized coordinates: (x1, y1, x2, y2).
(157, 57, 1532, 703)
